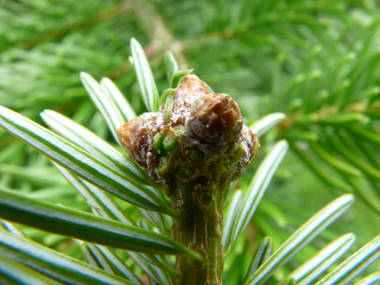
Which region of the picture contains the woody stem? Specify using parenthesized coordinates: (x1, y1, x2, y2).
(170, 178, 224, 285)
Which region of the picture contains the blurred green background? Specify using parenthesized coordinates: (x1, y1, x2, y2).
(1, 0, 380, 281)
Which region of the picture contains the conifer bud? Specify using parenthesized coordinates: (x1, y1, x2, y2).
(117, 74, 259, 185)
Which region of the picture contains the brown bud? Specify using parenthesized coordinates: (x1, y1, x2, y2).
(117, 112, 164, 168)
(169, 75, 212, 125)
(187, 93, 243, 147)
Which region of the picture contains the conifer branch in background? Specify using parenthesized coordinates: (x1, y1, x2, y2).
(0, 1, 380, 284)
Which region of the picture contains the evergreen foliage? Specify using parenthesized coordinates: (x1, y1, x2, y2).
(0, 0, 380, 284)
